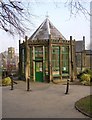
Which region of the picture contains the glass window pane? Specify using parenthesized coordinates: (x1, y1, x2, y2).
(52, 46, 60, 75)
(35, 46, 43, 58)
(62, 46, 69, 74)
(45, 47, 48, 74)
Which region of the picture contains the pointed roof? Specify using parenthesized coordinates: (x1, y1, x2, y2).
(29, 18, 66, 40)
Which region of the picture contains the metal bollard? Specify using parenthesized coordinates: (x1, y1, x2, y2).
(27, 77, 31, 91)
(65, 79, 70, 94)
(11, 75, 13, 90)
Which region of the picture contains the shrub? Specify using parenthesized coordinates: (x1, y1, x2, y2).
(86, 69, 92, 81)
(2, 77, 11, 86)
(77, 69, 92, 79)
(77, 71, 83, 79)
(80, 74, 91, 85)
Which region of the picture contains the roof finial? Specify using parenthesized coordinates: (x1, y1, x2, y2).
(46, 11, 49, 19)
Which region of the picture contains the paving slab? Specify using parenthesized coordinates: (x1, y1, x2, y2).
(2, 81, 91, 118)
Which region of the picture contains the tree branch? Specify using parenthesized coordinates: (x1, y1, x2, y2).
(65, 0, 90, 17)
(0, 0, 31, 36)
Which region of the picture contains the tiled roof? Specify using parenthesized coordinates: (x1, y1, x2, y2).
(75, 40, 85, 52)
(29, 18, 66, 41)
(85, 50, 92, 55)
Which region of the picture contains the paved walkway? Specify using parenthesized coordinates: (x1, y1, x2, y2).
(2, 81, 91, 118)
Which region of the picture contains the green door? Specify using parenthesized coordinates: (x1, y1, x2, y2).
(35, 62, 43, 82)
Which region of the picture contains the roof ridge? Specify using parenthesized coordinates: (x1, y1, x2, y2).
(29, 19, 46, 40)
(29, 18, 66, 40)
(46, 18, 50, 35)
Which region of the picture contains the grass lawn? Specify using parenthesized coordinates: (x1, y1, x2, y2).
(75, 95, 92, 117)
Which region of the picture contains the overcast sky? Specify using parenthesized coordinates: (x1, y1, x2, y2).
(0, 1, 90, 53)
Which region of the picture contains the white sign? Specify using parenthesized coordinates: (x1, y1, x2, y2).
(63, 67, 66, 71)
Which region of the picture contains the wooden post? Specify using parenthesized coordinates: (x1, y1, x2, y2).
(25, 36, 28, 81)
(83, 36, 85, 50)
(90, 49, 92, 70)
(69, 42, 71, 80)
(30, 47, 33, 81)
(48, 35, 52, 82)
(33, 46, 35, 82)
(73, 40, 77, 79)
(59, 38, 62, 81)
(19, 40, 22, 79)
(43, 46, 45, 82)
(82, 36, 85, 71)
(70, 36, 73, 82)
(81, 51, 82, 71)
(25, 36, 30, 90)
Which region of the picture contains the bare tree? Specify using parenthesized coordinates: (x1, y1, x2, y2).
(0, 0, 31, 36)
(65, 0, 90, 17)
(0, 0, 90, 36)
